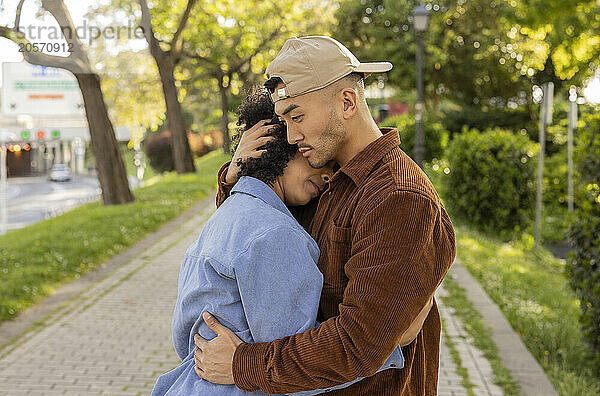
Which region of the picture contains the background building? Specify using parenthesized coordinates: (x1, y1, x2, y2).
(0, 62, 130, 177)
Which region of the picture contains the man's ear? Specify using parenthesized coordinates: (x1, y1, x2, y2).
(340, 88, 358, 119)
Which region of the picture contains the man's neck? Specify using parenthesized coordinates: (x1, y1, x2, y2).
(335, 115, 382, 166)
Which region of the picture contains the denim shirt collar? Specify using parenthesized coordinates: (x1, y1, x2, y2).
(231, 176, 294, 220)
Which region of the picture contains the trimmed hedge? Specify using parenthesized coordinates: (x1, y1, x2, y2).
(445, 127, 537, 232)
(380, 113, 449, 162)
(144, 130, 175, 173)
(567, 110, 600, 363)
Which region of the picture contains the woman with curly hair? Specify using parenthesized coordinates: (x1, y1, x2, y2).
(151, 87, 404, 395)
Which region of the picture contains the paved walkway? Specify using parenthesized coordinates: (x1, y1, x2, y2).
(0, 197, 503, 395)
(437, 287, 504, 396)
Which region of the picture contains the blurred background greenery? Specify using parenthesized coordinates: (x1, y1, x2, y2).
(1, 0, 599, 393)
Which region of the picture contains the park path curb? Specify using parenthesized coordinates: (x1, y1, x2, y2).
(0, 190, 523, 396)
(448, 259, 558, 396)
(0, 194, 217, 394)
(0, 193, 216, 352)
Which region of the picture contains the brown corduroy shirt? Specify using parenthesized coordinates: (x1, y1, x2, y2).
(214, 128, 456, 395)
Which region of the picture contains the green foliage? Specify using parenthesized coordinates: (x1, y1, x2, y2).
(334, 0, 599, 106)
(567, 109, 600, 363)
(95, 48, 165, 132)
(334, 0, 531, 106)
(539, 148, 570, 242)
(568, 208, 600, 362)
(513, 0, 600, 84)
(445, 127, 537, 232)
(177, 0, 336, 142)
(542, 145, 568, 208)
(144, 131, 175, 173)
(455, 220, 600, 395)
(0, 151, 230, 324)
(379, 113, 449, 161)
(149, 109, 195, 136)
(442, 103, 535, 137)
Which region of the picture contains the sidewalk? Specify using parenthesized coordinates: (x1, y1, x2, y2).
(436, 287, 504, 396)
(0, 196, 502, 395)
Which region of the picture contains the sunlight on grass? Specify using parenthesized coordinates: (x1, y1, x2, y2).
(453, 221, 600, 395)
(0, 151, 230, 324)
(498, 243, 523, 258)
(508, 264, 529, 274)
(458, 236, 484, 251)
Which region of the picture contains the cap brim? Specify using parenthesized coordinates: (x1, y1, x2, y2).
(355, 61, 393, 73)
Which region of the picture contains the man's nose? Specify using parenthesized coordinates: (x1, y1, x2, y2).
(287, 126, 303, 145)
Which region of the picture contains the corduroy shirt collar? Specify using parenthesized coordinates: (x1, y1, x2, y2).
(337, 127, 400, 186)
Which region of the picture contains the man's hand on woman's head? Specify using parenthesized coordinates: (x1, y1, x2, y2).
(194, 312, 244, 385)
(227, 119, 277, 185)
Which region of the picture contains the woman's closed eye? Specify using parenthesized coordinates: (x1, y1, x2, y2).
(291, 115, 303, 122)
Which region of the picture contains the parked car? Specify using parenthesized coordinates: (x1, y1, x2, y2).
(48, 164, 72, 182)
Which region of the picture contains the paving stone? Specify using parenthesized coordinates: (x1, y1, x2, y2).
(0, 197, 503, 395)
(437, 285, 505, 396)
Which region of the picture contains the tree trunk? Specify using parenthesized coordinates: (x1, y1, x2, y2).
(218, 76, 231, 154)
(74, 73, 134, 205)
(156, 53, 196, 174)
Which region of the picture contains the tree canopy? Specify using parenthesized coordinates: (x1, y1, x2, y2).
(334, 0, 599, 108)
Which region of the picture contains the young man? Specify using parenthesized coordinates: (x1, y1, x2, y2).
(194, 36, 456, 395)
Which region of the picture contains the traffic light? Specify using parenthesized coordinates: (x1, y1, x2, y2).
(22, 131, 29, 139)
(37, 130, 45, 139)
(52, 130, 60, 139)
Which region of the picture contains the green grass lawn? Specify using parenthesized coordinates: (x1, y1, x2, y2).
(0, 150, 230, 324)
(83, 143, 158, 181)
(454, 222, 600, 395)
(119, 143, 158, 181)
(424, 163, 599, 395)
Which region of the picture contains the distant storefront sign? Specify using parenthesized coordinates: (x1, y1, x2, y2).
(1, 62, 85, 116)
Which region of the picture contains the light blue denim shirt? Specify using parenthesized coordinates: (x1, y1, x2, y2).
(151, 176, 404, 395)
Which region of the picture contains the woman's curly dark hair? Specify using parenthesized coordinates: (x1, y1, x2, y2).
(232, 85, 297, 186)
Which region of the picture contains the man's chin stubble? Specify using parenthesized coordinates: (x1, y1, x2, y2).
(308, 154, 330, 169)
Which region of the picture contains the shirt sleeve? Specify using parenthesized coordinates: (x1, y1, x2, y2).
(234, 225, 404, 395)
(233, 225, 323, 345)
(232, 190, 456, 394)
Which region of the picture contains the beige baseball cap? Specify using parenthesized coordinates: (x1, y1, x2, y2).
(266, 36, 393, 103)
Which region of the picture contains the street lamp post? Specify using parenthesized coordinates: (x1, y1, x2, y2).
(412, 3, 430, 168)
(567, 87, 578, 214)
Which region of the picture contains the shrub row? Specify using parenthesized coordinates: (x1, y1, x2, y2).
(444, 127, 537, 233)
(566, 111, 600, 363)
(144, 130, 224, 172)
(380, 113, 449, 162)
